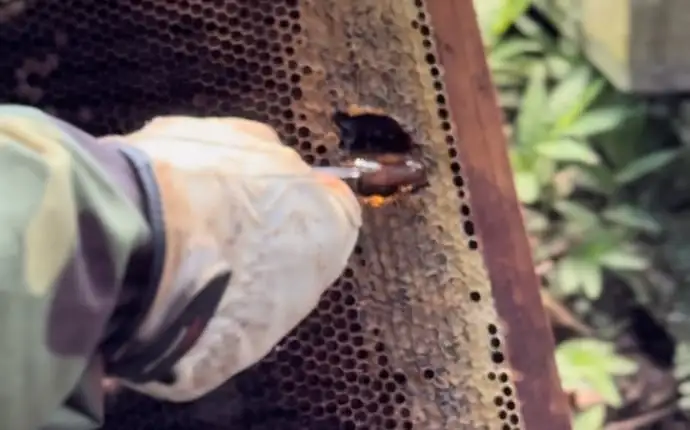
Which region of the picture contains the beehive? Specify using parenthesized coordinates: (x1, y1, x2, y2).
(0, 0, 570, 429)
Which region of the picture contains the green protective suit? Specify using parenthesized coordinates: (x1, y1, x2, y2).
(0, 105, 150, 429)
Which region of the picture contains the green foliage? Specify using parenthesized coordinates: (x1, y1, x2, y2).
(556, 339, 637, 429)
(474, 0, 686, 309)
(498, 40, 653, 302)
(553, 225, 649, 300)
(614, 149, 680, 185)
(573, 404, 606, 430)
(475, 0, 690, 425)
(475, 0, 532, 49)
(557, 339, 638, 408)
(510, 64, 630, 207)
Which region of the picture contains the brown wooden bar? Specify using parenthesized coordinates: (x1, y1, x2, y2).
(426, 0, 573, 428)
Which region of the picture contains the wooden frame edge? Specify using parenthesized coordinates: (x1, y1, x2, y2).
(425, 0, 572, 428)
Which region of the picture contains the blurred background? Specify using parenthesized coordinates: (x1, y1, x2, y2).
(474, 1, 690, 429)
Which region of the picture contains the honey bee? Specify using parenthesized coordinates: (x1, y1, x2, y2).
(331, 106, 429, 207)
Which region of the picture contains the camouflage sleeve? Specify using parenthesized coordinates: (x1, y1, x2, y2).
(0, 105, 151, 430)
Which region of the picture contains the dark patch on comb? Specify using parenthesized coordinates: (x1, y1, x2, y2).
(333, 109, 416, 155)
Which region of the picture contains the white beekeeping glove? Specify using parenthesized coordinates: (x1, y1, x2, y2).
(102, 116, 362, 402)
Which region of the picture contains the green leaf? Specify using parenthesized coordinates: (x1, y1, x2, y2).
(535, 139, 600, 165)
(492, 72, 521, 87)
(489, 0, 532, 44)
(615, 149, 679, 185)
(556, 339, 631, 407)
(607, 201, 655, 223)
(564, 338, 615, 354)
(489, 40, 541, 81)
(604, 355, 639, 376)
(475, 0, 531, 47)
(547, 66, 592, 124)
(573, 405, 606, 430)
(558, 339, 612, 367)
(514, 170, 541, 204)
(496, 87, 523, 108)
(515, 14, 549, 41)
(580, 264, 604, 300)
(584, 368, 623, 406)
(489, 39, 542, 63)
(522, 207, 550, 233)
(550, 73, 607, 134)
(516, 65, 549, 147)
(558, 339, 627, 368)
(533, 157, 557, 185)
(545, 53, 576, 78)
(602, 205, 662, 234)
(572, 165, 617, 195)
(557, 257, 603, 299)
(552, 166, 581, 198)
(474, 0, 503, 45)
(554, 200, 599, 226)
(573, 229, 627, 261)
(559, 337, 645, 412)
(601, 250, 649, 271)
(556, 258, 583, 296)
(508, 146, 525, 169)
(579, 77, 608, 109)
(562, 107, 630, 138)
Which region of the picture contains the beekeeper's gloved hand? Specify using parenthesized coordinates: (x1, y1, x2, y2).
(103, 116, 362, 401)
(0, 106, 361, 430)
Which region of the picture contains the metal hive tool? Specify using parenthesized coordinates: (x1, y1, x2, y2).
(0, 0, 570, 429)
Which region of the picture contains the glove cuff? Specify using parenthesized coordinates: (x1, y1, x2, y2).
(102, 145, 229, 388)
(100, 145, 167, 373)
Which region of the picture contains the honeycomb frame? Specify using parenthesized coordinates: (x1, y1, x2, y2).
(0, 0, 570, 428)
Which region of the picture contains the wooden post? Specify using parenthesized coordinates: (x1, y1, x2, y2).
(426, 0, 573, 428)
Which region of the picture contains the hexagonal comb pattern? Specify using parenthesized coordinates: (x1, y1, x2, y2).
(0, 0, 525, 429)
